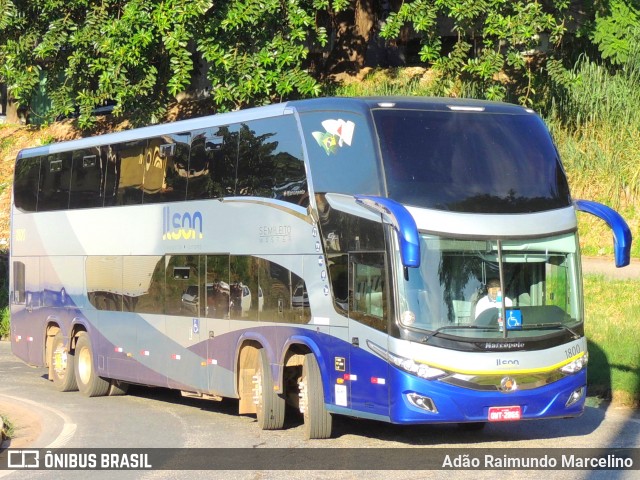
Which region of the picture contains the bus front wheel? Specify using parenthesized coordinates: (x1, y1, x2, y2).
(299, 353, 332, 439)
(49, 332, 78, 392)
(74, 332, 110, 397)
(254, 348, 285, 430)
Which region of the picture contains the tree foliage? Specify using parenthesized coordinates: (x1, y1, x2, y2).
(0, 0, 331, 127)
(1, 0, 640, 127)
(591, 0, 640, 65)
(380, 0, 570, 105)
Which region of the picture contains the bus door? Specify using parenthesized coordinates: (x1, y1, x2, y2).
(348, 252, 390, 417)
(10, 257, 41, 365)
(165, 255, 208, 393)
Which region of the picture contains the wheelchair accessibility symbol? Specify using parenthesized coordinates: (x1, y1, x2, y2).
(506, 310, 522, 330)
(193, 318, 200, 334)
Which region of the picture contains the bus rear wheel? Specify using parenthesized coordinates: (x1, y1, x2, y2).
(49, 332, 78, 392)
(74, 332, 110, 397)
(254, 348, 285, 430)
(299, 353, 332, 439)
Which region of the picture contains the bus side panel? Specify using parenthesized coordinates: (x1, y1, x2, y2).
(347, 322, 391, 418)
(96, 311, 140, 384)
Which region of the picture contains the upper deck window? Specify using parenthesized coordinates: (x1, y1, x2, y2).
(300, 111, 383, 196)
(374, 109, 571, 213)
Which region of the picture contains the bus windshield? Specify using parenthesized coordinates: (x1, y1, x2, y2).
(373, 108, 572, 213)
(395, 233, 583, 340)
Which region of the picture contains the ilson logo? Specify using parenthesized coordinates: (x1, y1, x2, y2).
(162, 206, 203, 240)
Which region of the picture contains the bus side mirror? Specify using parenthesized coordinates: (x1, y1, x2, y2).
(574, 200, 632, 268)
(355, 195, 420, 268)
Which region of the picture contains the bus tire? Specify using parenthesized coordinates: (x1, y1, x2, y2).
(49, 332, 78, 392)
(108, 379, 130, 396)
(300, 353, 332, 439)
(74, 332, 110, 397)
(254, 348, 285, 430)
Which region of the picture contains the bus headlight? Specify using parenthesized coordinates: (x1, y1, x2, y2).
(560, 352, 589, 374)
(367, 340, 446, 380)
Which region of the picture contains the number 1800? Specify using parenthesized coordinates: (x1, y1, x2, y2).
(565, 344, 581, 358)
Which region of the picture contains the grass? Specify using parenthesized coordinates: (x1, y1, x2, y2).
(0, 306, 9, 340)
(1, 414, 13, 440)
(583, 275, 640, 406)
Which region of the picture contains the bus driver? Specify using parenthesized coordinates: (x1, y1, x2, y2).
(474, 278, 512, 319)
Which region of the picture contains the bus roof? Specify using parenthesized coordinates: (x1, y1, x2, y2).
(16, 96, 532, 158)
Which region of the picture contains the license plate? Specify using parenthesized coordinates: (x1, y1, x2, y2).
(488, 406, 522, 422)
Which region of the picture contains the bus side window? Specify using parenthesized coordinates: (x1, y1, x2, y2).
(13, 156, 41, 212)
(328, 254, 349, 314)
(38, 153, 72, 211)
(69, 148, 103, 209)
(113, 139, 146, 206)
(236, 117, 308, 206)
(188, 126, 239, 200)
(204, 254, 230, 318)
(349, 252, 387, 332)
(166, 256, 200, 316)
(143, 133, 190, 204)
(12, 261, 25, 304)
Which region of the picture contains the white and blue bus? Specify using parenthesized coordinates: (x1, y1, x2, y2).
(10, 97, 632, 439)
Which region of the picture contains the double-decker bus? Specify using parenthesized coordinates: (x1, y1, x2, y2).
(9, 97, 632, 439)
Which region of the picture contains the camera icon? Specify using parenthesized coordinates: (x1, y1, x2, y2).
(7, 450, 40, 469)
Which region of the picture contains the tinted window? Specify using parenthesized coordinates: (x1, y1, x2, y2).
(142, 133, 190, 204)
(123, 256, 165, 314)
(13, 156, 41, 212)
(86, 256, 123, 311)
(166, 255, 200, 316)
(350, 252, 387, 332)
(374, 109, 572, 213)
(204, 255, 230, 318)
(230, 255, 259, 320)
(69, 148, 103, 209)
(316, 194, 386, 253)
(300, 111, 383, 196)
(258, 258, 310, 324)
(328, 253, 348, 314)
(113, 139, 146, 205)
(12, 261, 25, 304)
(236, 117, 308, 206)
(102, 145, 119, 206)
(38, 153, 72, 211)
(188, 126, 239, 200)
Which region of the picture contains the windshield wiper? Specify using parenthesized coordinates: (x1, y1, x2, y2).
(421, 325, 496, 343)
(521, 322, 580, 339)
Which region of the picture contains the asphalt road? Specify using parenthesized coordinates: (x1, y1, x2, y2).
(1, 340, 639, 479)
(582, 256, 640, 280)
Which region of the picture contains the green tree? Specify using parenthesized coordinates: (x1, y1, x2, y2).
(591, 0, 640, 65)
(0, 0, 331, 128)
(379, 0, 570, 105)
(196, 0, 329, 110)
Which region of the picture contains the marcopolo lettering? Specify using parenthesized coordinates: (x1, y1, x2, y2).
(162, 206, 203, 241)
